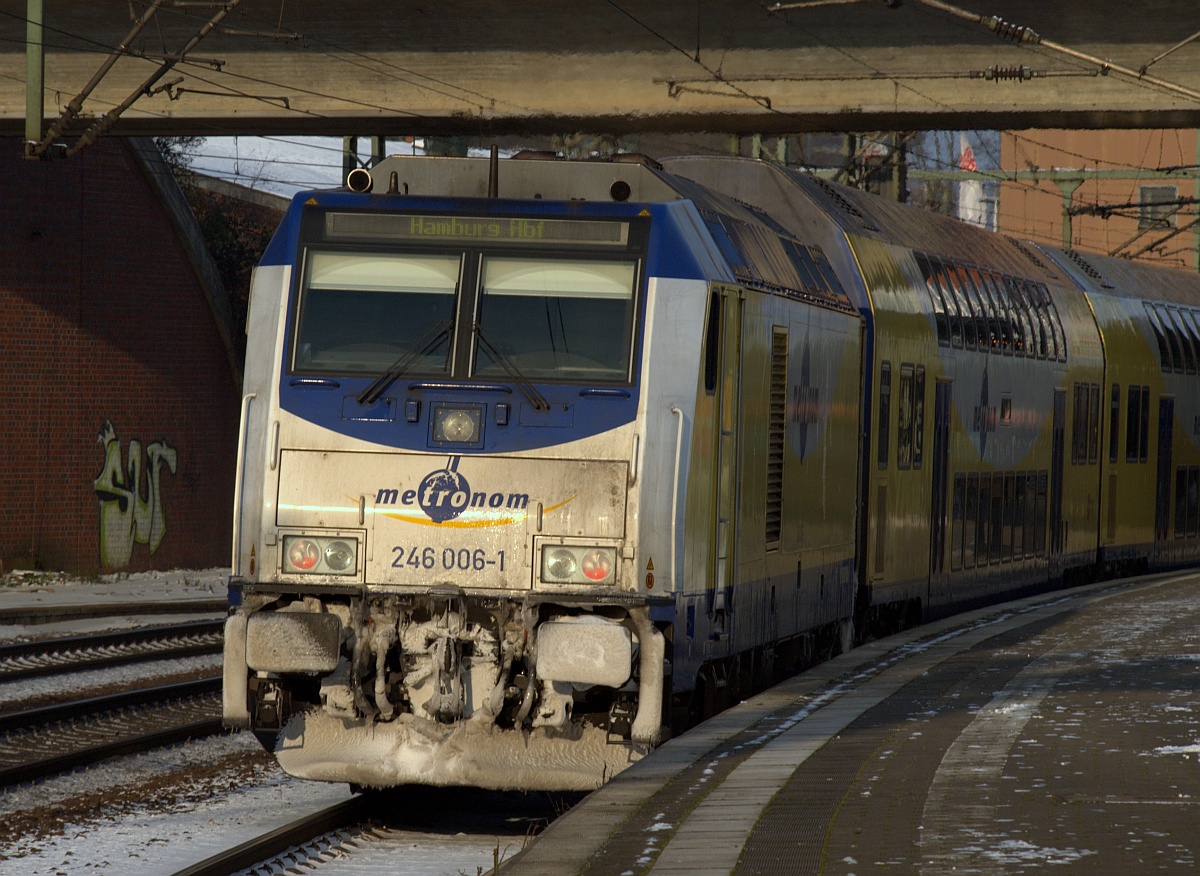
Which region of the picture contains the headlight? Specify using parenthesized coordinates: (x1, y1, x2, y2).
(540, 545, 617, 585)
(432, 404, 483, 446)
(283, 535, 359, 576)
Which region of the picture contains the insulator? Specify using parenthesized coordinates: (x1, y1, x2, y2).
(980, 65, 1034, 82)
(987, 16, 1041, 45)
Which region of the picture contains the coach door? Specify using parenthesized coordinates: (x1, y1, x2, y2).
(928, 379, 953, 592)
(706, 285, 742, 639)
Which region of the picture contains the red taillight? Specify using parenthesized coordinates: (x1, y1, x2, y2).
(581, 549, 613, 581)
(288, 539, 320, 570)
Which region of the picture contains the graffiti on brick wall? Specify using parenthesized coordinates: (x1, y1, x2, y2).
(93, 420, 178, 568)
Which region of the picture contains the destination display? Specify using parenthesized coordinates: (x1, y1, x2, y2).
(325, 211, 630, 247)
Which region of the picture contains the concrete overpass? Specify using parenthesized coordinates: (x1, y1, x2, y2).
(3, 0, 1200, 154)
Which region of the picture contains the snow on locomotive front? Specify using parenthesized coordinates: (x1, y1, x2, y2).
(221, 155, 699, 791)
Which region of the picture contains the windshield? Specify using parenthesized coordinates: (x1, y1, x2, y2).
(292, 251, 459, 375)
(473, 256, 637, 381)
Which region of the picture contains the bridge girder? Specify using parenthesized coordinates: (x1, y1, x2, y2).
(3, 0, 1200, 143)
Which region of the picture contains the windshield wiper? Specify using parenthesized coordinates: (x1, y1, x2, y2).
(357, 319, 452, 406)
(474, 323, 550, 412)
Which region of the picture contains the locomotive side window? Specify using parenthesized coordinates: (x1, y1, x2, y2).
(474, 257, 637, 381)
(704, 290, 721, 394)
(293, 252, 460, 375)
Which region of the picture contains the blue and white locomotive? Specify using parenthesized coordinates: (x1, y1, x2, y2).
(223, 152, 1200, 791)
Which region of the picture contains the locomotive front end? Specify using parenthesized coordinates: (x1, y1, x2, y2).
(223, 164, 668, 791)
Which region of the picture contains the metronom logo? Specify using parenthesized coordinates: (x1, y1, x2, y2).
(375, 457, 530, 525)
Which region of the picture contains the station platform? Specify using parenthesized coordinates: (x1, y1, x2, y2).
(501, 571, 1200, 875)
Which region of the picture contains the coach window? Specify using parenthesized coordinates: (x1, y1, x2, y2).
(1039, 285, 1066, 361)
(944, 266, 969, 348)
(1109, 384, 1121, 464)
(913, 366, 926, 468)
(976, 474, 991, 566)
(951, 474, 965, 571)
(1002, 472, 1016, 562)
(960, 270, 998, 348)
(1143, 303, 1170, 369)
(1126, 385, 1141, 462)
(1148, 304, 1181, 372)
(1006, 277, 1035, 357)
(293, 251, 460, 375)
(897, 364, 914, 470)
(1139, 386, 1151, 462)
(1071, 382, 1100, 464)
(963, 474, 978, 568)
(918, 255, 951, 346)
(878, 362, 892, 470)
(1022, 473, 1037, 557)
(1173, 466, 1199, 538)
(989, 472, 1004, 563)
(1024, 281, 1050, 359)
(1161, 306, 1184, 372)
(1088, 383, 1100, 464)
(978, 273, 1002, 351)
(1167, 308, 1197, 373)
(1182, 310, 1200, 368)
(980, 271, 1014, 353)
(1186, 467, 1199, 536)
(1032, 472, 1047, 555)
(931, 263, 965, 348)
(1174, 468, 1189, 537)
(474, 257, 637, 382)
(949, 267, 981, 349)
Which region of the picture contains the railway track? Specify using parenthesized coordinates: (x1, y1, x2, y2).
(0, 621, 229, 786)
(168, 796, 376, 876)
(0, 676, 223, 786)
(0, 619, 224, 681)
(166, 785, 566, 876)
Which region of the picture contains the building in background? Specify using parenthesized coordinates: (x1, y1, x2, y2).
(0, 138, 243, 573)
(998, 129, 1200, 271)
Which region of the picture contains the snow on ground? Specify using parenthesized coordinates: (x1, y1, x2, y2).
(0, 568, 228, 643)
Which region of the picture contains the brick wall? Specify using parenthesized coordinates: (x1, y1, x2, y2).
(0, 138, 242, 573)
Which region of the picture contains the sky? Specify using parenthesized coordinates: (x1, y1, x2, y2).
(185, 134, 420, 197)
